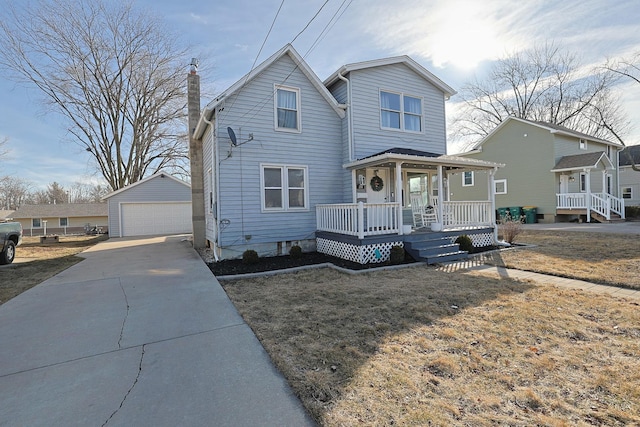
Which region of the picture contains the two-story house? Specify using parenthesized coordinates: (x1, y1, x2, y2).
(619, 144, 640, 207)
(450, 117, 625, 223)
(193, 45, 502, 264)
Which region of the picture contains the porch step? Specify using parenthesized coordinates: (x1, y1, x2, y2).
(403, 234, 468, 265)
(590, 212, 625, 223)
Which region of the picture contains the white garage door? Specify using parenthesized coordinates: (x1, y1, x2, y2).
(121, 202, 192, 237)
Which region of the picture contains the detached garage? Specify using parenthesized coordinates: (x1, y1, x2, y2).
(104, 173, 192, 237)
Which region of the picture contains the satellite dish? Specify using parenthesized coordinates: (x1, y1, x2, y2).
(227, 127, 237, 146)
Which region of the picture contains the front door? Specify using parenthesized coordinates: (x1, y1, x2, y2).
(559, 175, 569, 194)
(366, 169, 389, 204)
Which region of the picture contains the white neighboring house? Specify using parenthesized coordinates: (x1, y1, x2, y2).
(103, 172, 192, 237)
(619, 145, 640, 207)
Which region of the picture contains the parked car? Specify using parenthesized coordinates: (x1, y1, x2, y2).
(0, 221, 22, 264)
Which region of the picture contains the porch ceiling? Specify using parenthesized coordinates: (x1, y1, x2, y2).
(344, 147, 504, 171)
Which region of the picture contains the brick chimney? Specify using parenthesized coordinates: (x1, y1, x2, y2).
(187, 58, 206, 248)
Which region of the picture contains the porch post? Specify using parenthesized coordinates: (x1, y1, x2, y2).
(437, 165, 444, 228)
(489, 167, 498, 243)
(357, 201, 365, 239)
(351, 169, 357, 203)
(396, 161, 403, 235)
(586, 169, 591, 223)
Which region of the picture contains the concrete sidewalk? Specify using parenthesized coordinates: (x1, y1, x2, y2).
(0, 235, 315, 426)
(439, 257, 640, 300)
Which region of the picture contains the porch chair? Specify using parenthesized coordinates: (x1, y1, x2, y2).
(430, 196, 454, 226)
(410, 195, 437, 229)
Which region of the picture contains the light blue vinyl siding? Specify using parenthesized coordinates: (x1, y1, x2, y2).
(212, 53, 344, 250)
(348, 63, 447, 159)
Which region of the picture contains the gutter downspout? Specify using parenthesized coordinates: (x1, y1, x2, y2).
(489, 167, 498, 244)
(202, 112, 220, 262)
(337, 71, 353, 162)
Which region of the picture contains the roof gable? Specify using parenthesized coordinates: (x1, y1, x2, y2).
(468, 117, 621, 152)
(324, 56, 456, 99)
(102, 172, 190, 200)
(195, 44, 345, 138)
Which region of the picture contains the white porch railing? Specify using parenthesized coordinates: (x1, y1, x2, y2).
(556, 192, 625, 220)
(316, 202, 400, 239)
(442, 201, 493, 229)
(317, 201, 494, 237)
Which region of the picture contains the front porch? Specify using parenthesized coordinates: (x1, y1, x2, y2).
(316, 201, 496, 264)
(556, 192, 625, 222)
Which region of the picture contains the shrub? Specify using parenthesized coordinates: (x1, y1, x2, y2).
(499, 217, 523, 244)
(389, 245, 405, 265)
(625, 205, 640, 219)
(455, 235, 473, 252)
(242, 249, 259, 265)
(289, 245, 303, 259)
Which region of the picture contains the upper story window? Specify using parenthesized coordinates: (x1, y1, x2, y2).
(261, 164, 308, 211)
(380, 91, 422, 132)
(462, 171, 474, 187)
(275, 85, 300, 132)
(579, 139, 587, 150)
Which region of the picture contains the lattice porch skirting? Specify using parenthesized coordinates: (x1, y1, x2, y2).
(448, 231, 494, 248)
(317, 238, 403, 264)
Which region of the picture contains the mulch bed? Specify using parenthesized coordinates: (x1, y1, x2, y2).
(208, 251, 418, 276)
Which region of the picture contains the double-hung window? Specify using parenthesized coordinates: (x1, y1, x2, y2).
(261, 164, 308, 211)
(60, 217, 68, 227)
(494, 179, 507, 195)
(275, 85, 300, 132)
(622, 187, 632, 199)
(32, 218, 41, 228)
(462, 171, 474, 186)
(380, 91, 422, 132)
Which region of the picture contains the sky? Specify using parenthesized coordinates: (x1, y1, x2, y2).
(1, 0, 639, 190)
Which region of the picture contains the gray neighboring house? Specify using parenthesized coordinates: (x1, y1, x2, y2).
(7, 203, 108, 236)
(619, 145, 640, 206)
(193, 44, 503, 263)
(103, 172, 192, 238)
(450, 117, 626, 223)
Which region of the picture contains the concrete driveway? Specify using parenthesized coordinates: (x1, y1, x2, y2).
(0, 235, 315, 426)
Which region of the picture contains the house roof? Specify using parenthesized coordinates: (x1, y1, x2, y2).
(102, 172, 190, 200)
(467, 117, 622, 152)
(344, 148, 504, 170)
(324, 56, 457, 99)
(0, 210, 16, 220)
(619, 145, 640, 167)
(194, 44, 345, 139)
(550, 151, 614, 172)
(10, 203, 107, 219)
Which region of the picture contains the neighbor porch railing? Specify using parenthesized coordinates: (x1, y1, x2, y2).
(316, 202, 400, 239)
(442, 201, 493, 229)
(556, 192, 625, 220)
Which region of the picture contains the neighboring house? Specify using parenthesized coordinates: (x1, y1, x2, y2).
(618, 144, 640, 206)
(193, 44, 502, 263)
(450, 117, 625, 223)
(103, 172, 192, 238)
(9, 203, 108, 236)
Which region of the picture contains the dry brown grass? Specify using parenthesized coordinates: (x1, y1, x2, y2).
(222, 230, 640, 424)
(222, 267, 640, 426)
(490, 230, 640, 289)
(0, 235, 107, 304)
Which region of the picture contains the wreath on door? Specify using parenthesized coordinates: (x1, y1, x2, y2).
(370, 175, 384, 192)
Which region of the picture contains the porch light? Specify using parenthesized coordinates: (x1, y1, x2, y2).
(569, 175, 575, 183)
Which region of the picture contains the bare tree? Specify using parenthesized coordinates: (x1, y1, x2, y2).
(451, 43, 629, 150)
(605, 53, 640, 171)
(0, 176, 32, 210)
(68, 181, 109, 203)
(0, 136, 8, 161)
(0, 0, 190, 191)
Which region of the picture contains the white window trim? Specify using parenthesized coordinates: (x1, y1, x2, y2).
(579, 139, 587, 150)
(462, 171, 474, 187)
(59, 217, 69, 227)
(260, 164, 309, 212)
(494, 179, 507, 195)
(379, 90, 423, 133)
(274, 85, 301, 133)
(32, 218, 42, 228)
(622, 187, 632, 199)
